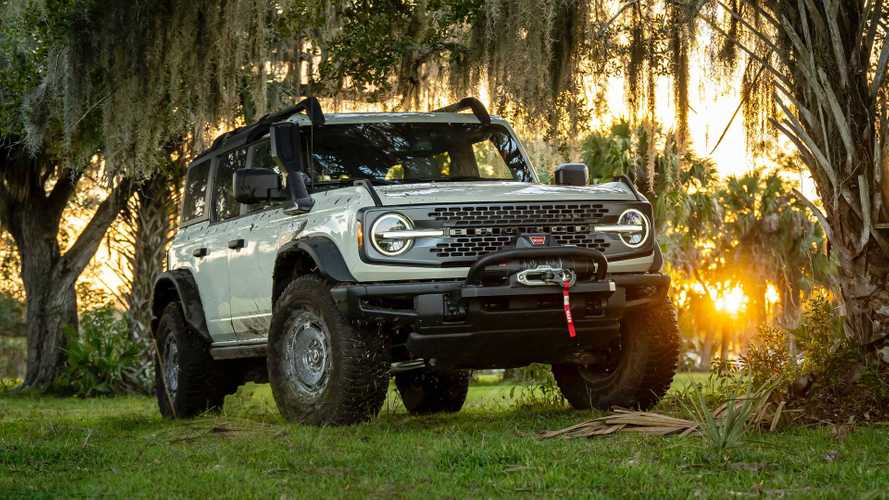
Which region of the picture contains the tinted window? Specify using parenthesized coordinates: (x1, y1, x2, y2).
(307, 123, 531, 186)
(182, 160, 210, 223)
(214, 148, 247, 221)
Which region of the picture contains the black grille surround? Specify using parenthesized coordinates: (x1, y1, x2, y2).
(360, 201, 654, 267)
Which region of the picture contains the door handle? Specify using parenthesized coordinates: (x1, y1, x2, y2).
(228, 239, 245, 250)
(192, 247, 208, 258)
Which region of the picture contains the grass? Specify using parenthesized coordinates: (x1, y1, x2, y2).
(1, 373, 888, 499)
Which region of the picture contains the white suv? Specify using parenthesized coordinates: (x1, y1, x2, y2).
(150, 97, 679, 424)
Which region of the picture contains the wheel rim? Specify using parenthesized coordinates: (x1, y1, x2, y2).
(283, 311, 331, 395)
(163, 334, 179, 400)
(576, 340, 626, 390)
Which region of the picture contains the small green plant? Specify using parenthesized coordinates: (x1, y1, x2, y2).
(508, 364, 565, 408)
(56, 306, 152, 397)
(684, 380, 776, 460)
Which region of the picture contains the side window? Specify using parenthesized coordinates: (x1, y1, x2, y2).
(214, 148, 247, 222)
(181, 160, 210, 223)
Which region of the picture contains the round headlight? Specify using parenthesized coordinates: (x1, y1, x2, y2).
(370, 213, 413, 256)
(618, 209, 650, 248)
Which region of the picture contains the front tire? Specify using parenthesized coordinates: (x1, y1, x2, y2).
(395, 369, 470, 414)
(267, 275, 389, 425)
(552, 296, 679, 411)
(154, 302, 225, 418)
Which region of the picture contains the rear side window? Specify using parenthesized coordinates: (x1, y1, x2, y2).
(181, 160, 210, 224)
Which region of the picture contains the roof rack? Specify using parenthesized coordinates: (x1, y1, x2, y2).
(432, 97, 491, 124)
(203, 97, 326, 155)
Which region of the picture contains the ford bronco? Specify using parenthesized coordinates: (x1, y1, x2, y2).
(150, 97, 679, 425)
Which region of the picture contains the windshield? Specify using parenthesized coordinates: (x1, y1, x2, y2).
(305, 122, 533, 185)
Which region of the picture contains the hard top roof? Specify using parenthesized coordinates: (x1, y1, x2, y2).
(193, 97, 499, 162)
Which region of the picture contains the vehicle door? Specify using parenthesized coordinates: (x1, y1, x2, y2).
(171, 157, 237, 342)
(207, 145, 256, 339)
(227, 139, 293, 341)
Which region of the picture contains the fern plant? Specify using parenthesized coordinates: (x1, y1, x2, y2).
(56, 306, 152, 397)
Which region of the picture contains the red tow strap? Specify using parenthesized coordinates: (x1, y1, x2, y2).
(562, 276, 577, 338)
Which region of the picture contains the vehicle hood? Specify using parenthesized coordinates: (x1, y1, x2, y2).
(374, 181, 640, 206)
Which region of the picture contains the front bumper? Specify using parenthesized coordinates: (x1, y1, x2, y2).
(330, 247, 669, 369)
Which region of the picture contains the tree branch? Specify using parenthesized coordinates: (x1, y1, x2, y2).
(56, 178, 134, 288)
(710, 55, 770, 156)
(823, 0, 849, 89)
(697, 10, 794, 89)
(46, 168, 83, 218)
(857, 175, 872, 253)
(791, 188, 833, 242)
(871, 35, 889, 99)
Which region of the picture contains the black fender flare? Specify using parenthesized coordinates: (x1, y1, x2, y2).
(151, 269, 211, 342)
(273, 236, 356, 303)
(280, 236, 355, 283)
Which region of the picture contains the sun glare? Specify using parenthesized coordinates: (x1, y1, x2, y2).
(765, 283, 781, 305)
(714, 284, 748, 316)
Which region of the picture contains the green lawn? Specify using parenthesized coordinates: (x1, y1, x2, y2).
(2, 373, 888, 499)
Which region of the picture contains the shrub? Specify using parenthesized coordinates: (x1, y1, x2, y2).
(507, 364, 564, 408)
(740, 293, 845, 389)
(56, 306, 153, 397)
(737, 293, 889, 419)
(684, 379, 777, 460)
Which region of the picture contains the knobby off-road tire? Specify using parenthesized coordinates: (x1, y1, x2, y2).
(267, 274, 389, 425)
(395, 369, 470, 414)
(552, 295, 680, 411)
(154, 302, 227, 418)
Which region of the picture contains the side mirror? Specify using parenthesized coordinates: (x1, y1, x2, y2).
(554, 163, 589, 186)
(234, 169, 287, 204)
(270, 122, 314, 212)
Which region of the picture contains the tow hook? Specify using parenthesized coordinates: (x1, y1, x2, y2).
(515, 265, 577, 287)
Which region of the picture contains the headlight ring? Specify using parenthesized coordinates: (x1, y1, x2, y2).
(370, 213, 414, 256)
(617, 208, 650, 248)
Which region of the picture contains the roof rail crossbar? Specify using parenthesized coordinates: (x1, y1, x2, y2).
(242, 97, 326, 144)
(268, 96, 326, 126)
(199, 97, 326, 159)
(433, 97, 491, 124)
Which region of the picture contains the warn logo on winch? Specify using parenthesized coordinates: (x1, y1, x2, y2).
(516, 234, 551, 248)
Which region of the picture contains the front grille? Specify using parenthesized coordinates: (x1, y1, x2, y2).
(428, 203, 612, 259)
(428, 203, 609, 226)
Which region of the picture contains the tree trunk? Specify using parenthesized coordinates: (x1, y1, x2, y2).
(1, 151, 133, 391)
(128, 175, 176, 342)
(9, 205, 78, 388)
(834, 248, 889, 348)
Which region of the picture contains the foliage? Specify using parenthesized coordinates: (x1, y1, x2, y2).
(579, 120, 718, 230)
(683, 380, 776, 460)
(0, 336, 25, 380)
(740, 294, 843, 387)
(738, 293, 889, 419)
(55, 306, 152, 397)
(0, 291, 25, 338)
(506, 363, 563, 408)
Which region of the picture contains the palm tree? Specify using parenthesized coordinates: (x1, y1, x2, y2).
(719, 171, 829, 328)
